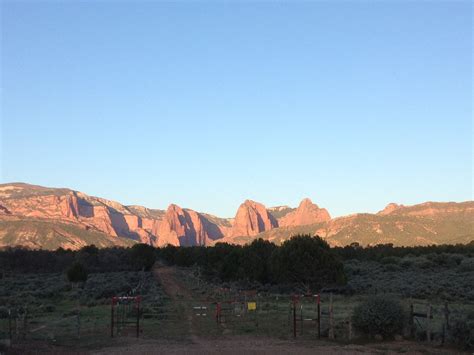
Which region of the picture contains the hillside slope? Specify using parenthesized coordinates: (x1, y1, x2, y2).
(0, 183, 230, 249)
(0, 183, 472, 249)
(253, 202, 474, 246)
(0, 216, 135, 250)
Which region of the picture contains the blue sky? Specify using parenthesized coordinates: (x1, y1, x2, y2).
(1, 1, 472, 217)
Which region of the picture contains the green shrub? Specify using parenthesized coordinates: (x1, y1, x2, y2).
(400, 257, 414, 268)
(66, 262, 88, 283)
(413, 257, 435, 269)
(270, 235, 346, 291)
(82, 271, 138, 300)
(241, 239, 276, 284)
(380, 256, 400, 265)
(427, 253, 464, 267)
(383, 263, 401, 272)
(458, 258, 474, 272)
(352, 295, 405, 339)
(130, 244, 156, 271)
(0, 306, 9, 319)
(450, 318, 474, 350)
(44, 304, 56, 313)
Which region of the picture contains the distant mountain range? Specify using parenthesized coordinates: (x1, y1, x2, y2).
(0, 183, 472, 250)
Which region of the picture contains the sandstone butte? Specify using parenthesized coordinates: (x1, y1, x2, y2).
(278, 198, 331, 227)
(156, 204, 227, 247)
(230, 200, 278, 238)
(0, 183, 473, 249)
(0, 183, 331, 248)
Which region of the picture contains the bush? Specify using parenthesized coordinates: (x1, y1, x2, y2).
(458, 258, 474, 272)
(130, 244, 156, 271)
(383, 263, 401, 272)
(400, 257, 414, 268)
(380, 256, 400, 265)
(66, 262, 88, 283)
(352, 295, 405, 339)
(270, 235, 346, 291)
(82, 272, 138, 300)
(450, 318, 474, 350)
(414, 257, 435, 269)
(241, 239, 276, 284)
(0, 306, 9, 319)
(44, 304, 56, 313)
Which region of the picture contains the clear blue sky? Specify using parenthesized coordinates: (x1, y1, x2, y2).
(1, 1, 472, 218)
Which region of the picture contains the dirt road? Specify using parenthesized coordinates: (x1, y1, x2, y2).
(153, 264, 204, 347)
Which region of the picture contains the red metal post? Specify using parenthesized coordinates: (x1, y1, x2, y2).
(215, 303, 221, 324)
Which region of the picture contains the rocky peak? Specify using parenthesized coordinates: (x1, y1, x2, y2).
(378, 203, 402, 215)
(157, 204, 226, 247)
(298, 197, 317, 209)
(163, 204, 186, 229)
(278, 198, 331, 227)
(230, 200, 277, 237)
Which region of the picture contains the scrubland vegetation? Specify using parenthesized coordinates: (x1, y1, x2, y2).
(0, 236, 473, 351)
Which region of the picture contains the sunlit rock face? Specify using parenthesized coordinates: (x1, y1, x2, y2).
(230, 200, 278, 237)
(278, 198, 331, 227)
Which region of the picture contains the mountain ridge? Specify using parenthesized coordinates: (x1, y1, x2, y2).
(0, 182, 472, 250)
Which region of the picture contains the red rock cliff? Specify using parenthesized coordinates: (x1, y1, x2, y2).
(156, 204, 226, 247)
(230, 200, 277, 237)
(278, 198, 331, 227)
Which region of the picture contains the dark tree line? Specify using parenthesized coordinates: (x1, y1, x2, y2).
(333, 242, 474, 261)
(0, 243, 156, 274)
(158, 235, 346, 291)
(1, 235, 472, 291)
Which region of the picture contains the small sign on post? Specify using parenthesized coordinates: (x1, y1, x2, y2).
(193, 306, 208, 317)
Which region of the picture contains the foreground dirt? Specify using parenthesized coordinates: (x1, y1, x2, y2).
(93, 338, 463, 355)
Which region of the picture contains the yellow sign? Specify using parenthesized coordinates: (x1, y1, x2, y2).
(247, 302, 256, 311)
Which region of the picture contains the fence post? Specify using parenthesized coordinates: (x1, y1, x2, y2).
(409, 304, 414, 338)
(441, 302, 449, 345)
(76, 312, 81, 339)
(8, 309, 12, 344)
(442, 323, 446, 345)
(317, 294, 321, 340)
(426, 304, 432, 342)
(348, 319, 352, 341)
(444, 302, 450, 330)
(15, 313, 19, 338)
(136, 297, 140, 338)
(293, 299, 297, 339)
(111, 298, 115, 338)
(216, 302, 221, 324)
(300, 305, 303, 336)
(23, 307, 28, 340)
(328, 293, 334, 340)
(256, 294, 259, 328)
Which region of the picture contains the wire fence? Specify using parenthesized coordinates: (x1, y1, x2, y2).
(1, 292, 471, 349)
